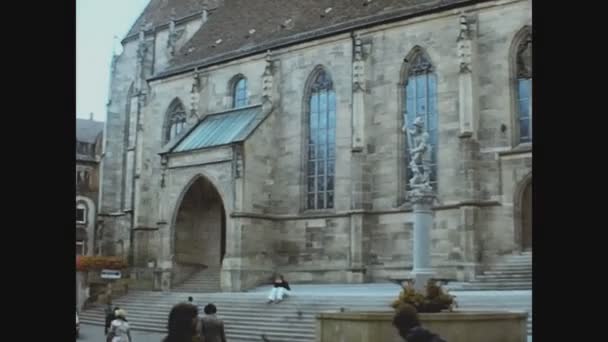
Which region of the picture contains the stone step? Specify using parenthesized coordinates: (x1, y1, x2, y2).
(175, 279, 220, 284)
(171, 286, 220, 293)
(488, 265, 532, 271)
(501, 254, 532, 260)
(497, 256, 532, 261)
(184, 276, 220, 279)
(475, 275, 531, 281)
(82, 307, 375, 319)
(483, 270, 532, 276)
(467, 280, 532, 285)
(85, 303, 395, 313)
(81, 316, 315, 335)
(81, 314, 316, 327)
(460, 285, 532, 291)
(500, 258, 532, 263)
(91, 296, 396, 305)
(79, 320, 315, 341)
(473, 279, 532, 285)
(82, 304, 392, 316)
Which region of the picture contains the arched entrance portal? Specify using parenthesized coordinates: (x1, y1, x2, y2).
(174, 176, 226, 271)
(520, 181, 532, 251)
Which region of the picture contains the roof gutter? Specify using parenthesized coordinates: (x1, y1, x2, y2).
(148, 0, 491, 82)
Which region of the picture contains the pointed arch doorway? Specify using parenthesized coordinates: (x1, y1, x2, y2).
(173, 175, 226, 273)
(515, 177, 532, 252)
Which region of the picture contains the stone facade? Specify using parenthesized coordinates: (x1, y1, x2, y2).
(76, 116, 104, 256)
(100, 0, 532, 291)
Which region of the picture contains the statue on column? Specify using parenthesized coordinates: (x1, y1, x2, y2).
(403, 116, 432, 192)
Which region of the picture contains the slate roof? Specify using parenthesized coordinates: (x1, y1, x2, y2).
(76, 118, 104, 144)
(161, 105, 265, 154)
(125, 0, 222, 39)
(149, 0, 489, 78)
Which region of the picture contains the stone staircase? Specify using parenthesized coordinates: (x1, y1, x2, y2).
(172, 268, 221, 293)
(79, 284, 532, 340)
(79, 289, 393, 341)
(460, 251, 532, 291)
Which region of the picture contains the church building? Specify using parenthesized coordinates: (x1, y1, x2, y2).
(99, 0, 532, 291)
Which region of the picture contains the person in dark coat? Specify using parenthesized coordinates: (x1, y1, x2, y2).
(267, 274, 291, 303)
(199, 303, 227, 342)
(393, 304, 447, 342)
(163, 303, 199, 342)
(105, 305, 120, 335)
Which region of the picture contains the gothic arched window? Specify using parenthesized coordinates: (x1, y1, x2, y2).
(164, 99, 186, 144)
(515, 30, 532, 144)
(233, 77, 248, 108)
(306, 69, 336, 210)
(403, 51, 438, 190)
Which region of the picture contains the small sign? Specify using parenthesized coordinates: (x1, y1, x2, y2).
(101, 269, 122, 280)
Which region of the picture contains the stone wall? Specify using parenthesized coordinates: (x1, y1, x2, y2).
(242, 110, 276, 213)
(272, 35, 354, 214)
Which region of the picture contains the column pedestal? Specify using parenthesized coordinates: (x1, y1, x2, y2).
(410, 188, 436, 291)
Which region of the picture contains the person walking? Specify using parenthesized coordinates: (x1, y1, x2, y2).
(163, 303, 200, 342)
(199, 303, 227, 342)
(107, 309, 132, 342)
(104, 302, 114, 335)
(392, 304, 447, 342)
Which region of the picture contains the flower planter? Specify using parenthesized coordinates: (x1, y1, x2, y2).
(316, 310, 527, 342)
(76, 256, 128, 272)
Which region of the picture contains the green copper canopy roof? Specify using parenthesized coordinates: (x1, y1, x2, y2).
(166, 105, 263, 154)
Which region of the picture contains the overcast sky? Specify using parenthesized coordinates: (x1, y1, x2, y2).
(77, 0, 150, 122)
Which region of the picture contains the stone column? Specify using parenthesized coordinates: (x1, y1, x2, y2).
(348, 212, 365, 283)
(410, 189, 436, 291)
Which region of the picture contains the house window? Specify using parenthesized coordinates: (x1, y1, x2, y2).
(83, 171, 90, 189)
(76, 203, 87, 223)
(404, 52, 438, 190)
(76, 241, 85, 255)
(233, 77, 248, 108)
(306, 69, 336, 210)
(516, 32, 532, 144)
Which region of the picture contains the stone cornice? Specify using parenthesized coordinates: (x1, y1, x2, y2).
(499, 144, 532, 157)
(98, 212, 127, 217)
(133, 226, 159, 231)
(231, 200, 500, 221)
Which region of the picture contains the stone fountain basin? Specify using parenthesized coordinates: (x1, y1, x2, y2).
(316, 309, 527, 342)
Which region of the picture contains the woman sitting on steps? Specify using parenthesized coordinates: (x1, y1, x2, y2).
(267, 274, 291, 304)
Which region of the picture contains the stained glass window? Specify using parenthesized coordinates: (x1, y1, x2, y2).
(166, 100, 186, 143)
(233, 78, 248, 108)
(307, 70, 335, 209)
(404, 53, 438, 190)
(516, 34, 532, 143)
